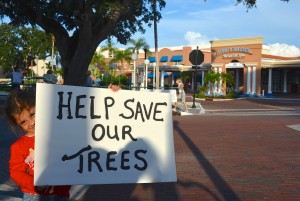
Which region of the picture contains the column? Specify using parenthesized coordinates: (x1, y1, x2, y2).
(235, 69, 239, 92)
(251, 66, 256, 95)
(213, 67, 217, 94)
(247, 66, 251, 94)
(172, 73, 175, 86)
(160, 70, 164, 89)
(218, 67, 222, 93)
(283, 69, 287, 93)
(267, 68, 272, 94)
(202, 71, 205, 86)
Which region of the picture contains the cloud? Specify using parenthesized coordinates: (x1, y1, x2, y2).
(269, 43, 300, 57)
(184, 31, 214, 46)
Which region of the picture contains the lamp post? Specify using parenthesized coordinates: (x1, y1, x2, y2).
(131, 52, 138, 90)
(153, 62, 156, 89)
(51, 34, 55, 71)
(144, 59, 150, 89)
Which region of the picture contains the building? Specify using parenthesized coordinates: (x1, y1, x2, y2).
(135, 36, 300, 95)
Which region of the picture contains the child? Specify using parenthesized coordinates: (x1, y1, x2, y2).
(5, 89, 71, 201)
(5, 85, 121, 201)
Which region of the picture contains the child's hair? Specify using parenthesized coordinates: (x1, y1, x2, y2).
(5, 89, 36, 133)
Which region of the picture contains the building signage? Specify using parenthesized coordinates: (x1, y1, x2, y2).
(225, 62, 245, 68)
(216, 47, 252, 56)
(223, 53, 245, 59)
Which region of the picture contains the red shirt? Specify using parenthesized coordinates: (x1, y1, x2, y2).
(9, 136, 70, 197)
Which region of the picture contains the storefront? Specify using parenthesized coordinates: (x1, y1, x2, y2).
(134, 36, 300, 94)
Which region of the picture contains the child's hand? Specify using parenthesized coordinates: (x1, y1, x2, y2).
(108, 84, 121, 92)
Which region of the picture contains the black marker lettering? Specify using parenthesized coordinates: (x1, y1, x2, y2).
(134, 149, 148, 171)
(119, 98, 134, 119)
(106, 151, 117, 171)
(57, 91, 73, 119)
(153, 102, 167, 122)
(104, 97, 115, 120)
(88, 151, 103, 172)
(90, 96, 101, 119)
(76, 95, 87, 119)
(121, 150, 130, 170)
(122, 125, 137, 141)
(91, 124, 105, 141)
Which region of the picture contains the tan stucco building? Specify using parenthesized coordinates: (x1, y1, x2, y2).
(135, 36, 300, 95)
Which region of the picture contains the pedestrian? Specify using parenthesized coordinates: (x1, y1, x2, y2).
(11, 66, 23, 90)
(4, 89, 71, 201)
(174, 78, 189, 112)
(43, 69, 58, 84)
(85, 70, 93, 87)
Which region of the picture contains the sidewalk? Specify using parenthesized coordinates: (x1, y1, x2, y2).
(1, 95, 300, 201)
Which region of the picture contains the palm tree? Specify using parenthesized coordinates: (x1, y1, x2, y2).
(152, 0, 160, 89)
(100, 40, 118, 58)
(128, 38, 148, 54)
(203, 69, 234, 96)
(110, 48, 132, 74)
(89, 51, 106, 78)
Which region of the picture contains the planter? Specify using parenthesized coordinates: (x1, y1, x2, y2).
(205, 97, 214, 101)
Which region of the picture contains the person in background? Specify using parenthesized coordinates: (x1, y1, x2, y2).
(11, 66, 23, 90)
(43, 69, 58, 84)
(85, 70, 93, 87)
(174, 78, 189, 112)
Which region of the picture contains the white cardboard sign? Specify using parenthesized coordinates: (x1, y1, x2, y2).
(34, 83, 176, 185)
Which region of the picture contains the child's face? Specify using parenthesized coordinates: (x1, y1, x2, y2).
(15, 107, 36, 136)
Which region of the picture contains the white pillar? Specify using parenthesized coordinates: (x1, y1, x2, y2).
(252, 66, 256, 95)
(283, 69, 287, 93)
(202, 71, 205, 86)
(218, 67, 222, 93)
(145, 65, 148, 88)
(172, 73, 175, 86)
(160, 70, 164, 89)
(267, 68, 273, 94)
(235, 69, 239, 91)
(213, 67, 217, 94)
(152, 63, 156, 88)
(247, 66, 251, 94)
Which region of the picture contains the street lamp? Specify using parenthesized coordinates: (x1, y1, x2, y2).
(144, 59, 150, 89)
(131, 52, 138, 90)
(152, 62, 156, 89)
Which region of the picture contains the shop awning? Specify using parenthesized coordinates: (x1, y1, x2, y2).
(148, 56, 156, 63)
(148, 71, 169, 78)
(160, 56, 168, 62)
(170, 55, 183, 62)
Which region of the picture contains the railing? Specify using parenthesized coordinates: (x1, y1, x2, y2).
(0, 78, 178, 93)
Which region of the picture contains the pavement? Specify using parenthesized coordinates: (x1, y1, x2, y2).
(1, 93, 300, 200)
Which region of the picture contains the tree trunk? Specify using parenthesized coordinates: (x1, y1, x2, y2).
(59, 30, 100, 86)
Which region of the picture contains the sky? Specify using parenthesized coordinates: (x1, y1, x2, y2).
(110, 0, 300, 57)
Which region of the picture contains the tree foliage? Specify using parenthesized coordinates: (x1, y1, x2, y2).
(235, 0, 289, 9)
(0, 23, 52, 75)
(0, 0, 166, 85)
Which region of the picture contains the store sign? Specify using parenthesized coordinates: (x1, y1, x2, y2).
(216, 47, 252, 56)
(225, 63, 245, 68)
(223, 53, 245, 59)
